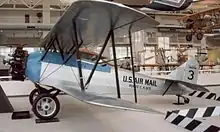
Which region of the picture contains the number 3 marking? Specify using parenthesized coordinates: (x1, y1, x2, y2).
(187, 70, 194, 80)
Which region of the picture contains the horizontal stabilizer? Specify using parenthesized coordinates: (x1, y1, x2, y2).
(154, 58, 209, 94)
(56, 86, 162, 114)
(154, 77, 209, 94)
(178, 80, 209, 92)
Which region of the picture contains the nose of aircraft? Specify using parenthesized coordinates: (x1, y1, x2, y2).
(24, 51, 43, 82)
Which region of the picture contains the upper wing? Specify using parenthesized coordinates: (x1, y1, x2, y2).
(41, 0, 159, 53)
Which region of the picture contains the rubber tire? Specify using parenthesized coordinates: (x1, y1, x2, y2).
(186, 34, 193, 42)
(196, 32, 203, 40)
(184, 98, 190, 104)
(29, 89, 39, 105)
(32, 93, 60, 120)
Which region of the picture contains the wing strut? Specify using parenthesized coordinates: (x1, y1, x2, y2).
(84, 12, 122, 98)
(41, 36, 56, 61)
(111, 29, 121, 98)
(128, 26, 137, 103)
(84, 27, 122, 98)
(73, 21, 85, 91)
(84, 28, 113, 88)
(162, 81, 175, 96)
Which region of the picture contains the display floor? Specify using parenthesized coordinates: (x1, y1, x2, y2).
(1, 93, 220, 132)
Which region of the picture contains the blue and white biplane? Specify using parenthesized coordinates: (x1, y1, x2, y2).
(8, 0, 209, 120)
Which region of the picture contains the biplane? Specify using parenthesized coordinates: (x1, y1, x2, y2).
(177, 6, 220, 41)
(6, 0, 209, 120)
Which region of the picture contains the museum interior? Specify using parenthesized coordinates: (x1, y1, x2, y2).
(1, 0, 220, 132)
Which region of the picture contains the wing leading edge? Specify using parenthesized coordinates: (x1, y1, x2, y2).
(41, 0, 159, 53)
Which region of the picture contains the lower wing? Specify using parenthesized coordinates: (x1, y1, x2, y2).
(54, 85, 162, 114)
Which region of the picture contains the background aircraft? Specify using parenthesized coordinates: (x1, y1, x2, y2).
(177, 6, 220, 41)
(114, 0, 194, 11)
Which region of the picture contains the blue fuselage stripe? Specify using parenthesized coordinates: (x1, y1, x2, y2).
(25, 51, 111, 82)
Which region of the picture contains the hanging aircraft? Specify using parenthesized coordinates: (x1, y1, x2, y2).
(115, 0, 194, 11)
(5, 0, 209, 120)
(177, 6, 220, 41)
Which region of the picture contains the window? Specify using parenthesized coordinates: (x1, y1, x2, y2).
(158, 37, 170, 49)
(0, 48, 10, 56)
(109, 46, 130, 59)
(25, 14, 30, 23)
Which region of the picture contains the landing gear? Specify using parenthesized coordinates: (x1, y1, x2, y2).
(184, 97, 190, 104)
(186, 34, 193, 42)
(32, 93, 60, 120)
(173, 95, 190, 105)
(29, 89, 39, 105)
(185, 32, 203, 42)
(196, 32, 203, 40)
(29, 84, 61, 120)
(29, 84, 58, 105)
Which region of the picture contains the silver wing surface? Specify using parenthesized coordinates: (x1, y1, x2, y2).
(54, 85, 162, 114)
(41, 0, 159, 53)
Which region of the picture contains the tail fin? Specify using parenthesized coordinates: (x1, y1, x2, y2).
(169, 58, 199, 84)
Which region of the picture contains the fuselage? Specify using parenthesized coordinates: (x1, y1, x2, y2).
(25, 51, 190, 97)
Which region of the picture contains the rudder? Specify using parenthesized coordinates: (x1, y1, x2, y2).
(182, 58, 199, 84)
(169, 58, 199, 84)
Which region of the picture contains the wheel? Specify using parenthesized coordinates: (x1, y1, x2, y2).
(29, 89, 39, 105)
(32, 93, 60, 120)
(184, 98, 190, 104)
(196, 32, 203, 40)
(186, 34, 193, 42)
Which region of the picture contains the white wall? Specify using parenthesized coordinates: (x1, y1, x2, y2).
(155, 15, 180, 25)
(50, 11, 62, 23)
(0, 10, 64, 24)
(0, 10, 42, 23)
